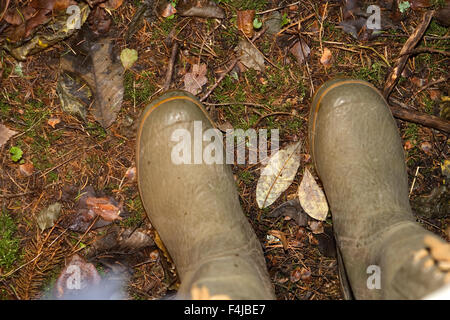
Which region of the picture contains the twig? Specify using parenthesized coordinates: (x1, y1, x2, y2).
(256, 1, 301, 15)
(383, 11, 434, 99)
(253, 112, 292, 127)
(399, 47, 450, 57)
(200, 58, 238, 102)
(163, 42, 179, 91)
(389, 99, 450, 134)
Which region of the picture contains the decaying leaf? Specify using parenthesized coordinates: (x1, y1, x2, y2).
(268, 198, 308, 226)
(237, 10, 255, 38)
(177, 0, 225, 18)
(183, 63, 208, 95)
(57, 71, 93, 120)
(120, 48, 138, 69)
(236, 39, 265, 72)
(47, 117, 61, 128)
(289, 39, 310, 65)
(60, 29, 124, 128)
(435, 0, 450, 27)
(308, 220, 324, 234)
(37, 202, 62, 232)
(54, 254, 101, 299)
(3, 3, 90, 60)
(61, 186, 123, 232)
(320, 47, 333, 67)
(265, 11, 281, 35)
(256, 142, 301, 208)
(0, 124, 17, 148)
(298, 168, 329, 221)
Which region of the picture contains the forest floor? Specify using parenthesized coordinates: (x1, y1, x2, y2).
(0, 0, 449, 300)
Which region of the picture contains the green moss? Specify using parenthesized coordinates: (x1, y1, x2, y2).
(124, 71, 157, 105)
(122, 197, 145, 228)
(0, 209, 21, 272)
(353, 62, 386, 86)
(217, 0, 268, 11)
(238, 170, 254, 185)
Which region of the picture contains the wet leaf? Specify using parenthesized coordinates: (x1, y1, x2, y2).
(37, 202, 62, 231)
(265, 11, 281, 35)
(236, 39, 265, 72)
(54, 254, 101, 299)
(297, 168, 329, 221)
(120, 48, 138, 69)
(268, 198, 308, 226)
(183, 63, 208, 95)
(57, 71, 92, 120)
(177, 0, 224, 18)
(237, 10, 255, 38)
(256, 142, 301, 209)
(60, 32, 124, 128)
(289, 39, 310, 65)
(0, 124, 17, 148)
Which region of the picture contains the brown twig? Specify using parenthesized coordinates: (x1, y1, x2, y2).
(200, 58, 238, 102)
(399, 47, 450, 57)
(383, 10, 434, 99)
(389, 99, 450, 134)
(163, 42, 179, 91)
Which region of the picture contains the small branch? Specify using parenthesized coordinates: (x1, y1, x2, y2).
(383, 10, 434, 99)
(163, 42, 179, 91)
(399, 47, 450, 57)
(200, 58, 238, 102)
(389, 99, 450, 134)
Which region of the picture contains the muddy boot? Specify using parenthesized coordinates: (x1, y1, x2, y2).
(309, 79, 450, 299)
(136, 90, 274, 300)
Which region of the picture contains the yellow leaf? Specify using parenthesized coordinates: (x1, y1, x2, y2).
(256, 142, 301, 208)
(297, 168, 329, 221)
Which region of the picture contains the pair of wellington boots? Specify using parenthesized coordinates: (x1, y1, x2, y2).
(136, 79, 450, 300)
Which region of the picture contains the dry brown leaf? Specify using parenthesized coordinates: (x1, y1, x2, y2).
(47, 117, 61, 128)
(19, 161, 34, 176)
(183, 63, 208, 95)
(159, 1, 177, 17)
(0, 123, 17, 147)
(297, 168, 329, 221)
(177, 0, 225, 18)
(289, 39, 310, 65)
(269, 230, 288, 250)
(320, 48, 333, 67)
(237, 10, 255, 38)
(86, 196, 122, 222)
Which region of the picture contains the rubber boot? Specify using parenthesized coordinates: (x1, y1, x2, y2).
(136, 90, 275, 300)
(309, 79, 450, 299)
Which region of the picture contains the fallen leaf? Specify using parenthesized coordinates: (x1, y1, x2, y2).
(54, 254, 101, 299)
(19, 161, 34, 176)
(268, 198, 308, 226)
(47, 117, 61, 128)
(265, 11, 281, 35)
(159, 1, 177, 17)
(410, 0, 431, 9)
(0, 124, 17, 148)
(87, 6, 111, 35)
(308, 220, 324, 234)
(435, 0, 450, 26)
(86, 197, 122, 222)
(60, 32, 124, 128)
(120, 48, 138, 69)
(290, 267, 302, 283)
(268, 230, 288, 250)
(404, 140, 414, 150)
(37, 202, 62, 231)
(57, 71, 92, 121)
(177, 0, 224, 18)
(297, 168, 329, 221)
(442, 159, 450, 179)
(125, 166, 136, 181)
(429, 89, 441, 101)
(237, 10, 255, 38)
(183, 63, 208, 95)
(420, 141, 432, 155)
(320, 47, 333, 67)
(289, 39, 310, 65)
(236, 39, 265, 72)
(256, 142, 301, 208)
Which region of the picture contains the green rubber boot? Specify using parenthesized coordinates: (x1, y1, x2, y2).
(309, 79, 450, 299)
(136, 90, 274, 300)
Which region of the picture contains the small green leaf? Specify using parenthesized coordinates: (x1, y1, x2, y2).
(398, 1, 410, 13)
(253, 17, 263, 29)
(9, 146, 23, 162)
(281, 13, 290, 27)
(120, 48, 138, 70)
